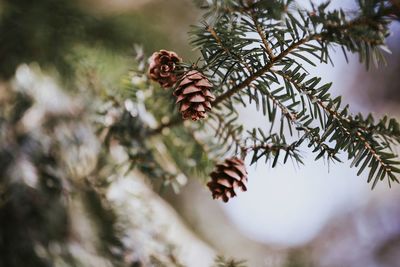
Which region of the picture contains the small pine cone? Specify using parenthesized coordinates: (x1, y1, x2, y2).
(148, 50, 182, 88)
(207, 157, 248, 202)
(174, 70, 215, 121)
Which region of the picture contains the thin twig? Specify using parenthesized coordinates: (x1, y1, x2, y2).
(213, 34, 321, 106)
(207, 25, 254, 74)
(244, 143, 293, 153)
(251, 13, 275, 60)
(249, 83, 296, 121)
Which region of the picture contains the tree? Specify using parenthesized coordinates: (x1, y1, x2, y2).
(0, 0, 399, 266)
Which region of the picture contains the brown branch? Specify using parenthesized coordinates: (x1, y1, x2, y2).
(213, 34, 321, 106)
(251, 14, 275, 60)
(244, 143, 292, 153)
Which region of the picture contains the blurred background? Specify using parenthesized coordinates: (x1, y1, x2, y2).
(1, 0, 400, 267)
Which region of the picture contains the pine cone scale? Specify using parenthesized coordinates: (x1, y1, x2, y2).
(195, 105, 205, 112)
(223, 169, 242, 181)
(203, 101, 212, 110)
(195, 79, 213, 87)
(182, 85, 202, 94)
(203, 90, 215, 99)
(180, 102, 191, 112)
(189, 94, 206, 102)
(216, 178, 232, 188)
(186, 71, 203, 79)
(179, 77, 194, 87)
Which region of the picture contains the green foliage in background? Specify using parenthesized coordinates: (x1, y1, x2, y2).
(213, 256, 247, 267)
(0, 0, 173, 80)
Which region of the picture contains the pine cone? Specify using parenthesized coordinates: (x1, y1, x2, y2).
(148, 50, 182, 88)
(207, 157, 248, 202)
(174, 70, 215, 121)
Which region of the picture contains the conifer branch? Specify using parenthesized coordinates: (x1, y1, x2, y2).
(213, 34, 321, 106)
(206, 25, 254, 73)
(250, 83, 296, 122)
(245, 129, 304, 166)
(245, 143, 294, 153)
(250, 13, 275, 60)
(147, 0, 400, 190)
(275, 70, 400, 186)
(249, 82, 337, 161)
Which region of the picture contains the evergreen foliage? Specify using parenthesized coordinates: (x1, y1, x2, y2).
(1, 0, 400, 266)
(143, 0, 400, 189)
(213, 256, 247, 267)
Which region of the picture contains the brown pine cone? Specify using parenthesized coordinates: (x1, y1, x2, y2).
(148, 50, 182, 88)
(207, 157, 248, 202)
(174, 70, 215, 121)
